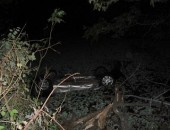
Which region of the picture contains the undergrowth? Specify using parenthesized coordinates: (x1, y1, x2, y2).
(0, 8, 65, 130)
(0, 7, 170, 130)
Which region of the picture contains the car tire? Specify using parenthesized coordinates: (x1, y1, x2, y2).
(94, 66, 114, 87)
(31, 70, 56, 97)
(31, 77, 53, 97)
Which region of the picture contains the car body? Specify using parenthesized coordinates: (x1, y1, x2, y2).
(31, 73, 114, 97)
(53, 75, 114, 93)
(31, 61, 124, 97)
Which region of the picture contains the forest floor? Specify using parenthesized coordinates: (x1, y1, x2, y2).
(40, 38, 170, 130)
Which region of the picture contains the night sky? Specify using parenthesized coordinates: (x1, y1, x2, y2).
(1, 0, 169, 41)
(10, 0, 98, 39)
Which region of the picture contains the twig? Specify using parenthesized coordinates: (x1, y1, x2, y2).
(120, 63, 141, 97)
(51, 93, 67, 121)
(16, 24, 27, 41)
(24, 73, 79, 130)
(144, 77, 170, 99)
(42, 110, 65, 130)
(30, 24, 57, 94)
(154, 89, 170, 100)
(120, 63, 140, 87)
(0, 75, 15, 97)
(0, 70, 23, 101)
(0, 121, 16, 125)
(125, 95, 170, 106)
(28, 38, 48, 42)
(128, 112, 170, 118)
(35, 42, 61, 53)
(144, 77, 169, 87)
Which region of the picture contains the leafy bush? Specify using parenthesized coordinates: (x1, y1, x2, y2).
(0, 27, 39, 129)
(0, 8, 65, 130)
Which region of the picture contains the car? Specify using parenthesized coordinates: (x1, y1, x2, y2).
(31, 61, 125, 97)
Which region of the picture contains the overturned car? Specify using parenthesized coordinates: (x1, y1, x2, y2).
(31, 61, 125, 97)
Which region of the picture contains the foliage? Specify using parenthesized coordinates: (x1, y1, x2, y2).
(0, 8, 65, 129)
(0, 27, 36, 92)
(48, 8, 66, 25)
(0, 27, 38, 129)
(0, 0, 21, 5)
(46, 59, 170, 130)
(88, 0, 168, 11)
(85, 0, 170, 42)
(83, 7, 140, 42)
(89, 0, 119, 11)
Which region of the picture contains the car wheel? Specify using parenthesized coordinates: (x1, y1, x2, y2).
(94, 66, 114, 87)
(101, 75, 114, 86)
(31, 77, 53, 97)
(31, 71, 56, 97)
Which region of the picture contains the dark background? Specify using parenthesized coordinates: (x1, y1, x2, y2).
(1, 0, 170, 40)
(1, 1, 170, 129)
(1, 0, 97, 39)
(0, 0, 170, 73)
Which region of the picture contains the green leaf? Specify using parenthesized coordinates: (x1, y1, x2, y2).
(12, 109, 18, 114)
(10, 109, 18, 117)
(13, 30, 18, 36)
(28, 53, 36, 61)
(2, 81, 7, 86)
(1, 107, 6, 111)
(0, 126, 5, 130)
(0, 111, 6, 117)
(48, 8, 65, 24)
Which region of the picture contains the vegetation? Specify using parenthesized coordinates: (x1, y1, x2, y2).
(0, 1, 170, 130)
(1, 26, 170, 129)
(0, 9, 65, 130)
(84, 0, 170, 42)
(88, 0, 168, 11)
